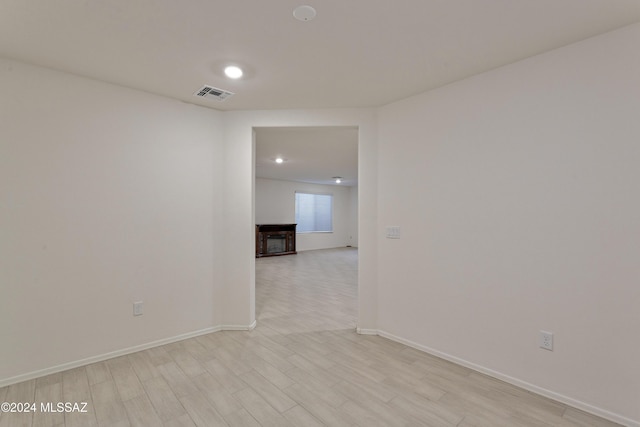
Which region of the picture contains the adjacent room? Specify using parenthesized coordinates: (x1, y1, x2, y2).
(254, 126, 359, 252)
(1, 1, 639, 426)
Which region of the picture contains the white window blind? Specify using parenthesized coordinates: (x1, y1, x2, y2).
(295, 192, 333, 232)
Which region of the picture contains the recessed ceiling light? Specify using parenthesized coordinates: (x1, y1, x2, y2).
(333, 176, 342, 184)
(224, 65, 243, 79)
(275, 157, 284, 164)
(293, 5, 316, 21)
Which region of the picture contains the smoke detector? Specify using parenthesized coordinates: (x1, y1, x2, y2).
(193, 85, 234, 101)
(293, 5, 316, 21)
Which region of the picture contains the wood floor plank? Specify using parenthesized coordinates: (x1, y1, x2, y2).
(246, 336, 295, 360)
(244, 343, 295, 374)
(33, 380, 64, 427)
(106, 358, 145, 402)
(179, 393, 229, 427)
(141, 375, 186, 422)
(180, 338, 213, 364)
(167, 349, 207, 378)
(282, 382, 358, 427)
(231, 388, 293, 427)
(562, 407, 624, 427)
(85, 361, 112, 386)
(324, 350, 388, 383)
(330, 364, 397, 403)
(210, 347, 254, 377)
(89, 380, 130, 427)
(282, 405, 324, 427)
(222, 408, 261, 427)
(284, 339, 336, 370)
(340, 398, 415, 427)
(381, 374, 447, 402)
(127, 351, 161, 383)
(35, 373, 63, 389)
(145, 346, 173, 367)
(191, 372, 242, 416)
(163, 413, 197, 427)
(285, 367, 348, 408)
(239, 352, 295, 390)
(201, 359, 247, 395)
(389, 394, 463, 426)
(122, 394, 162, 427)
(4, 378, 35, 402)
(156, 362, 199, 399)
(61, 368, 97, 427)
(436, 390, 514, 424)
(238, 370, 296, 413)
(0, 380, 36, 427)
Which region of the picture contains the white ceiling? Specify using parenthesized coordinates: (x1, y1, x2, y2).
(2, 1, 640, 112)
(2, 1, 639, 185)
(255, 127, 358, 186)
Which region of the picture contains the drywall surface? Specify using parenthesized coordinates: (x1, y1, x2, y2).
(0, 58, 224, 382)
(348, 186, 359, 247)
(376, 24, 640, 424)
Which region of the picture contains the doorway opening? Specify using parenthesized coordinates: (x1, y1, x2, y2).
(253, 126, 359, 330)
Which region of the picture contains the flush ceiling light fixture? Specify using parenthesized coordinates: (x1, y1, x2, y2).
(293, 5, 316, 21)
(224, 65, 243, 79)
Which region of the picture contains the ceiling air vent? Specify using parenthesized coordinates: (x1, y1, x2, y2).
(193, 85, 234, 101)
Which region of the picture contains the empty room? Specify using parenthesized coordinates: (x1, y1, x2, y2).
(1, 1, 639, 426)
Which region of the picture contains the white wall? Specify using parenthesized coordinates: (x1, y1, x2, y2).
(376, 24, 640, 425)
(348, 186, 358, 247)
(0, 59, 225, 383)
(255, 178, 355, 251)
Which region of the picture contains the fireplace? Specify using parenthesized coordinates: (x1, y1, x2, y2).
(256, 224, 297, 257)
(266, 234, 286, 253)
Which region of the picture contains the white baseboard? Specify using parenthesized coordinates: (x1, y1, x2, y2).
(0, 326, 222, 389)
(221, 320, 257, 331)
(375, 329, 638, 427)
(1, 321, 262, 388)
(356, 327, 378, 335)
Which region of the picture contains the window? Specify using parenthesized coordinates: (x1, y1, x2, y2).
(295, 192, 333, 233)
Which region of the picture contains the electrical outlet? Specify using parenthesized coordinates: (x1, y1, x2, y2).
(539, 330, 553, 351)
(133, 301, 143, 316)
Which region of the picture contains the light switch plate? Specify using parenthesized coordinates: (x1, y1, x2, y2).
(133, 301, 144, 316)
(386, 226, 401, 239)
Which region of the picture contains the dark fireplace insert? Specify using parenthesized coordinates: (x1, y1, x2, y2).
(256, 224, 297, 257)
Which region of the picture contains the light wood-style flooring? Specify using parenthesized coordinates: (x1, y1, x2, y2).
(0, 248, 621, 426)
